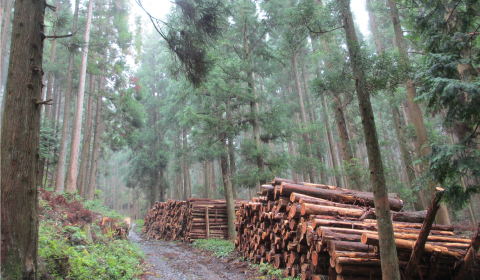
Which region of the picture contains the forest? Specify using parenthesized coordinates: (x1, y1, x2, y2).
(1, 0, 479, 279)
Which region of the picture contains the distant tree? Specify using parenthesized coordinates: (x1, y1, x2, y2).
(404, 0, 480, 212)
(64, 0, 94, 193)
(55, 0, 80, 194)
(1, 0, 47, 278)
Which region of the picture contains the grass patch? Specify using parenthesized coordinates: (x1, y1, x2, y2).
(192, 239, 235, 258)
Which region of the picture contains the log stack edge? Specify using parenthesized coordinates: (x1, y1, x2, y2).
(234, 178, 480, 280)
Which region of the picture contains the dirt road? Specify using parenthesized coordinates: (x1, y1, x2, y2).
(129, 224, 261, 280)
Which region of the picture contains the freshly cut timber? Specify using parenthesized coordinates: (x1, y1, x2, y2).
(235, 177, 479, 279)
(279, 182, 404, 211)
(143, 199, 187, 240)
(143, 198, 245, 242)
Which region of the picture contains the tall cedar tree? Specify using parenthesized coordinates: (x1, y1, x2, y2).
(1, 0, 46, 278)
(338, 0, 401, 278)
(65, 0, 94, 193)
(55, 0, 80, 194)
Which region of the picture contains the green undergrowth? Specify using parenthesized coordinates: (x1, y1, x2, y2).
(134, 219, 144, 235)
(192, 238, 235, 258)
(251, 263, 301, 280)
(38, 189, 145, 279)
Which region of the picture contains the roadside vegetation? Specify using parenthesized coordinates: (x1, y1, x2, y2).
(37, 189, 144, 279)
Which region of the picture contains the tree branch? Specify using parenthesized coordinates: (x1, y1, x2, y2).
(46, 33, 75, 39)
(33, 99, 53, 105)
(306, 25, 344, 35)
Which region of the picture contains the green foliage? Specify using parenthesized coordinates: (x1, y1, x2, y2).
(39, 220, 144, 279)
(251, 262, 301, 280)
(40, 120, 59, 164)
(38, 194, 144, 279)
(83, 198, 125, 221)
(423, 138, 480, 209)
(402, 0, 480, 206)
(192, 238, 235, 258)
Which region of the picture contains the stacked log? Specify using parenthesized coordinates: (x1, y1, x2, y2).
(144, 198, 247, 242)
(235, 178, 479, 279)
(183, 198, 246, 242)
(143, 199, 187, 240)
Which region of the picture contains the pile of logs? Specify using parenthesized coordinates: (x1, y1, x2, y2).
(143, 199, 187, 240)
(235, 178, 480, 279)
(183, 198, 233, 242)
(144, 198, 246, 242)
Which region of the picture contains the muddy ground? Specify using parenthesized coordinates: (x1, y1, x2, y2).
(129, 224, 272, 280)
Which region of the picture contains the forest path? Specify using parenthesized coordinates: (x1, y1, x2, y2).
(129, 223, 260, 280)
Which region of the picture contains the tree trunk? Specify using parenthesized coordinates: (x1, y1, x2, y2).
(339, 0, 400, 279)
(0, 0, 46, 278)
(332, 93, 360, 190)
(244, 27, 265, 187)
(52, 82, 61, 131)
(183, 128, 189, 200)
(44, 21, 57, 121)
(311, 40, 342, 187)
(0, 0, 13, 94)
(391, 103, 424, 210)
(226, 103, 238, 198)
(219, 132, 237, 240)
(132, 187, 138, 220)
(204, 159, 210, 198)
(292, 53, 315, 183)
(211, 160, 217, 198)
(78, 75, 95, 198)
(54, 0, 80, 194)
(160, 168, 165, 202)
(64, 0, 94, 193)
(113, 167, 117, 210)
(388, 0, 450, 224)
(366, 1, 424, 210)
(287, 140, 299, 181)
(87, 76, 103, 200)
(302, 62, 326, 182)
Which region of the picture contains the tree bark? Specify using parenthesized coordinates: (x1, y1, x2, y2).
(54, 0, 80, 194)
(339, 0, 401, 279)
(219, 132, 237, 240)
(64, 0, 94, 193)
(78, 75, 95, 198)
(87, 76, 103, 200)
(0, 0, 46, 278)
(0, 0, 13, 94)
(388, 0, 450, 224)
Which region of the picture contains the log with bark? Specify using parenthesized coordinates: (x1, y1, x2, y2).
(234, 177, 478, 280)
